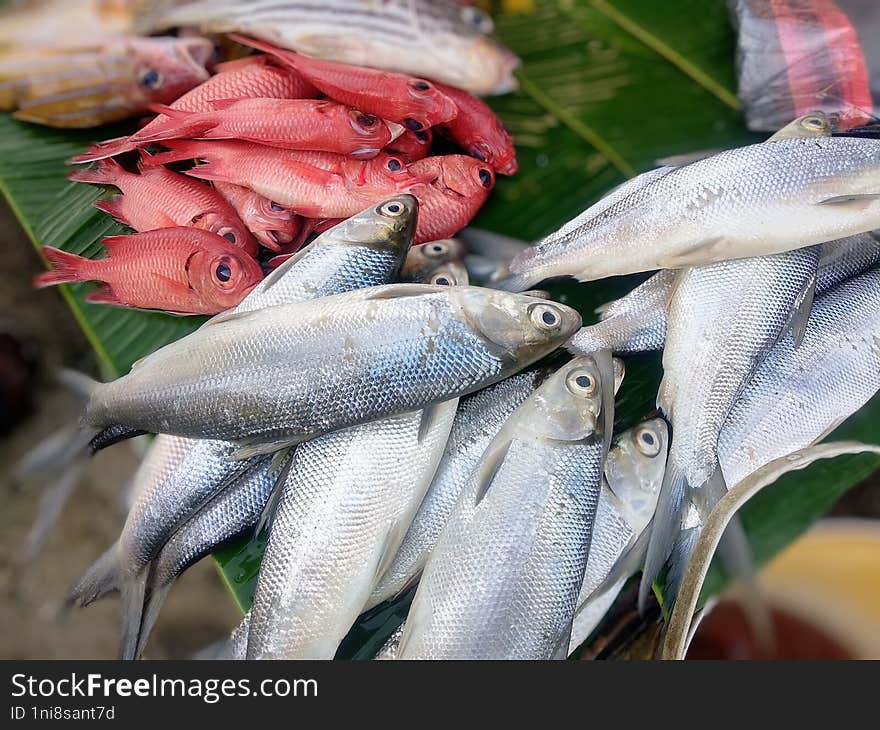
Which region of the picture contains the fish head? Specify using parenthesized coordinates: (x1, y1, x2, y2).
(401, 78, 458, 128)
(246, 198, 300, 247)
(125, 37, 212, 106)
(366, 153, 422, 188)
(190, 210, 257, 255)
(187, 246, 264, 310)
(321, 194, 418, 257)
(345, 109, 397, 158)
(411, 155, 495, 199)
(401, 238, 466, 280)
(421, 260, 469, 287)
(453, 288, 581, 363)
(518, 355, 609, 442)
(467, 132, 518, 176)
(605, 418, 669, 530)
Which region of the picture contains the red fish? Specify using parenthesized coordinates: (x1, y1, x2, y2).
(433, 82, 516, 175)
(213, 181, 303, 252)
(386, 129, 433, 163)
(71, 55, 318, 163)
(231, 35, 457, 130)
(145, 140, 420, 219)
(409, 155, 495, 242)
(33, 228, 264, 315)
(69, 157, 258, 256)
(136, 98, 402, 158)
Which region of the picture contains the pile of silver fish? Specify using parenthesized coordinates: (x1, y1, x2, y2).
(49, 109, 880, 660)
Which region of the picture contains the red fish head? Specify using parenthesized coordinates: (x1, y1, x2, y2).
(412, 155, 495, 198)
(190, 210, 258, 257)
(187, 247, 263, 311)
(467, 133, 517, 176)
(249, 199, 301, 247)
(365, 154, 421, 189)
(388, 129, 433, 163)
(401, 79, 458, 130)
(126, 37, 213, 106)
(346, 110, 397, 159)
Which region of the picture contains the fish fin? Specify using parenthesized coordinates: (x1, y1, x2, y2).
(183, 160, 232, 184)
(231, 438, 303, 460)
(99, 234, 133, 252)
(254, 449, 295, 537)
(145, 103, 187, 119)
(133, 583, 172, 660)
(228, 34, 300, 68)
(206, 98, 241, 111)
(639, 458, 691, 614)
(68, 137, 132, 165)
(664, 527, 700, 607)
(94, 196, 131, 227)
(139, 139, 207, 166)
(789, 276, 816, 348)
(657, 237, 729, 268)
(491, 272, 535, 292)
(594, 528, 651, 597)
(13, 424, 84, 482)
(66, 543, 121, 607)
(84, 284, 124, 307)
(473, 439, 512, 506)
(88, 425, 146, 454)
(417, 404, 442, 444)
(551, 627, 573, 660)
(56, 369, 99, 403)
(119, 572, 149, 660)
(33, 247, 90, 288)
(201, 308, 261, 329)
(364, 284, 437, 301)
(67, 157, 126, 186)
(19, 463, 84, 563)
(817, 193, 880, 208)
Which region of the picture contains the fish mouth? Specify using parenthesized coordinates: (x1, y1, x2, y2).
(174, 37, 214, 79)
(350, 146, 381, 159)
(386, 121, 405, 142)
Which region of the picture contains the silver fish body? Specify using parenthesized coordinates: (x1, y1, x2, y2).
(397, 355, 609, 660)
(642, 246, 821, 607)
(84, 286, 581, 445)
(568, 419, 669, 652)
(142, 0, 519, 95)
(366, 369, 545, 609)
(500, 137, 880, 290)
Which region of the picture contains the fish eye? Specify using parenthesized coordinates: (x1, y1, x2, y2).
(529, 302, 563, 332)
(409, 80, 432, 92)
(565, 368, 598, 397)
(378, 200, 405, 217)
(269, 201, 285, 212)
(635, 426, 662, 457)
(215, 261, 232, 282)
(430, 272, 453, 286)
(386, 158, 403, 172)
(460, 6, 494, 33)
(415, 130, 430, 143)
(350, 110, 378, 129)
(141, 69, 162, 89)
(221, 231, 237, 243)
(425, 241, 447, 258)
(405, 118, 424, 131)
(478, 168, 493, 187)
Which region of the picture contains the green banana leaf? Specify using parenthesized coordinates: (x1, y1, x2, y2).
(2, 0, 878, 658)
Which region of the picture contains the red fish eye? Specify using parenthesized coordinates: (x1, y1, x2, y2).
(221, 231, 237, 244)
(415, 130, 430, 143)
(404, 118, 424, 131)
(215, 262, 232, 282)
(410, 81, 431, 92)
(269, 202, 285, 212)
(478, 169, 493, 187)
(387, 158, 403, 172)
(357, 113, 377, 127)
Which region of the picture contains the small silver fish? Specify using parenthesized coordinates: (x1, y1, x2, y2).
(399, 239, 466, 282)
(397, 355, 610, 660)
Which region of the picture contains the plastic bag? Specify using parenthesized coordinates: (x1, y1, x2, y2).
(729, 0, 879, 131)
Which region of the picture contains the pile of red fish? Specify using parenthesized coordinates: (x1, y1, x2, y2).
(36, 35, 517, 315)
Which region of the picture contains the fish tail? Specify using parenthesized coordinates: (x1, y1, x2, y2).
(56, 369, 100, 403)
(119, 573, 149, 661)
(66, 543, 122, 608)
(94, 195, 130, 227)
(228, 34, 299, 68)
(133, 583, 172, 660)
(68, 137, 134, 165)
(639, 458, 690, 614)
(19, 464, 85, 563)
(67, 157, 126, 186)
(664, 527, 700, 607)
(183, 160, 229, 184)
(33, 247, 92, 288)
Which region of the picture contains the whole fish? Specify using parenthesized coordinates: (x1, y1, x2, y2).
(246, 263, 469, 660)
(231, 35, 457, 130)
(137, 98, 403, 158)
(71, 54, 318, 163)
(641, 247, 821, 609)
(141, 1, 519, 95)
(69, 157, 258, 256)
(434, 82, 517, 175)
(408, 155, 495, 243)
(68, 194, 418, 659)
(566, 230, 880, 356)
(213, 182, 302, 252)
(1, 36, 212, 128)
(33, 228, 263, 315)
(78, 285, 581, 447)
(399, 238, 466, 282)
(497, 136, 880, 290)
(568, 418, 669, 653)
(149, 140, 421, 219)
(386, 129, 433, 164)
(397, 355, 610, 660)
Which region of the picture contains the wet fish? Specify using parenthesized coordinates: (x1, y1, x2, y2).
(399, 239, 466, 282)
(72, 54, 317, 163)
(231, 35, 457, 130)
(69, 157, 258, 256)
(148, 140, 421, 219)
(1, 36, 212, 128)
(67, 194, 418, 659)
(386, 129, 433, 164)
(213, 181, 302, 252)
(641, 247, 821, 609)
(397, 355, 610, 659)
(34, 228, 263, 315)
(497, 137, 880, 290)
(142, 1, 519, 95)
(434, 82, 516, 175)
(568, 419, 669, 652)
(136, 98, 403, 158)
(246, 264, 469, 659)
(79, 284, 581, 448)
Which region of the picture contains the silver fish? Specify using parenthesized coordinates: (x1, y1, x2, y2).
(140, 0, 519, 95)
(641, 247, 821, 609)
(568, 418, 669, 653)
(566, 232, 880, 356)
(81, 285, 581, 447)
(498, 137, 880, 291)
(397, 355, 610, 660)
(399, 239, 466, 282)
